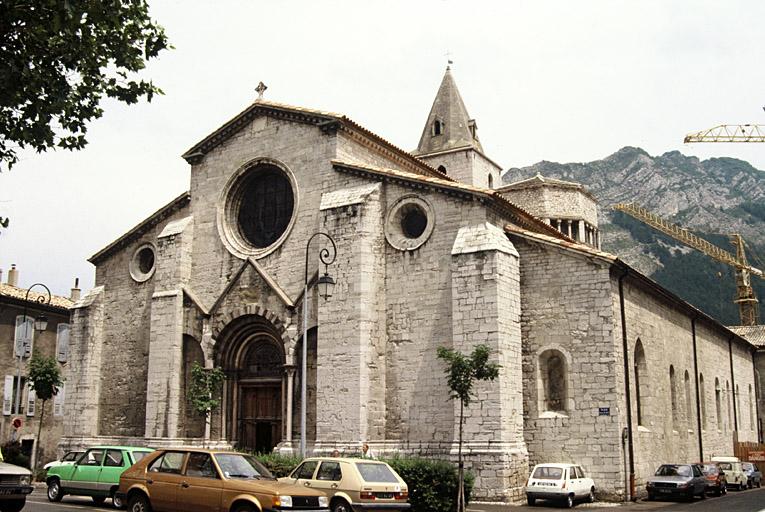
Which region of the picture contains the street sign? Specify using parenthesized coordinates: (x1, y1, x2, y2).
(748, 450, 765, 461)
(598, 407, 610, 416)
(11, 417, 22, 429)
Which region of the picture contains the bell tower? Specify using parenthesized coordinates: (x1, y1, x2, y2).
(413, 66, 501, 189)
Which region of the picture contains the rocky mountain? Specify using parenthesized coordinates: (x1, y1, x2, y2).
(502, 147, 765, 325)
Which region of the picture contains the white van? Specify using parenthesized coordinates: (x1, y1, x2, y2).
(711, 456, 748, 490)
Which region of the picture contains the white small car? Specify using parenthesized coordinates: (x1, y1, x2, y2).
(711, 456, 748, 490)
(43, 450, 83, 471)
(525, 463, 595, 508)
(0, 461, 33, 512)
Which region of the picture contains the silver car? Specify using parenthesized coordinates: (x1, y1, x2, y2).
(0, 462, 33, 512)
(646, 464, 707, 501)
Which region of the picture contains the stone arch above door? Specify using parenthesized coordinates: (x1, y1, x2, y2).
(212, 304, 296, 362)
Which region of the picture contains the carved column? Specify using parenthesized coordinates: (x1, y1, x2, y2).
(285, 366, 296, 442)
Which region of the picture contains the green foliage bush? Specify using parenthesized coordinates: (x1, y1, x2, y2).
(251, 452, 473, 511)
(383, 456, 474, 512)
(1, 441, 30, 469)
(253, 452, 303, 478)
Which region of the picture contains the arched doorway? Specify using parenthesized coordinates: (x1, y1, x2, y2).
(217, 315, 289, 453)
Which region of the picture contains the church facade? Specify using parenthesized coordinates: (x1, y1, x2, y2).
(62, 68, 761, 501)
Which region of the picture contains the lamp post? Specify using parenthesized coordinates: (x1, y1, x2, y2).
(301, 233, 337, 458)
(14, 284, 52, 416)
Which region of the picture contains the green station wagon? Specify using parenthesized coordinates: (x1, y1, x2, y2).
(46, 445, 153, 508)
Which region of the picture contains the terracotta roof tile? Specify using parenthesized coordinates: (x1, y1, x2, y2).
(0, 283, 73, 310)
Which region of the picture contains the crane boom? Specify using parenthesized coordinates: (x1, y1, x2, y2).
(684, 124, 765, 143)
(612, 202, 761, 325)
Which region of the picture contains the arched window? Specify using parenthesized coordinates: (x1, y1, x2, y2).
(634, 340, 648, 426)
(438, 165, 447, 175)
(670, 365, 678, 429)
(433, 119, 443, 136)
(726, 381, 732, 432)
(715, 378, 722, 431)
(539, 349, 567, 413)
(488, 174, 494, 189)
(699, 373, 706, 430)
(750, 384, 755, 431)
(684, 370, 692, 429)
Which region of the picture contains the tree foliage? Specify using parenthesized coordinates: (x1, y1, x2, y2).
(436, 344, 500, 407)
(28, 351, 62, 402)
(0, 0, 170, 169)
(27, 350, 62, 471)
(187, 362, 225, 416)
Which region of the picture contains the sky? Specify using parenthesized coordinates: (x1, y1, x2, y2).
(2, 0, 765, 297)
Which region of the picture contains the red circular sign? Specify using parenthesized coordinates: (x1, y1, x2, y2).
(11, 417, 22, 429)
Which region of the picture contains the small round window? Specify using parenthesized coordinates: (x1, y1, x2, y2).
(385, 196, 435, 251)
(218, 159, 298, 259)
(401, 204, 427, 239)
(130, 243, 156, 282)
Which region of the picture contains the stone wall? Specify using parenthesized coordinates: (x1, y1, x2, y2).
(499, 185, 598, 228)
(513, 237, 624, 499)
(417, 148, 500, 189)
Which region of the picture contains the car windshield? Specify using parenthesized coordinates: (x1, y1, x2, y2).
(655, 465, 691, 477)
(354, 463, 398, 483)
(131, 451, 151, 463)
(213, 453, 274, 480)
(702, 465, 718, 475)
(717, 462, 732, 471)
(532, 466, 564, 480)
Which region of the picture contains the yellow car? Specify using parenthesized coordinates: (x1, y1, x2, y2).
(117, 448, 329, 512)
(279, 457, 410, 512)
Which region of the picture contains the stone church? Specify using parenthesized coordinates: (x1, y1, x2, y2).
(63, 67, 761, 501)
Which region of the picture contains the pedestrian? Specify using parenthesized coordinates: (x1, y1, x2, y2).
(361, 442, 376, 459)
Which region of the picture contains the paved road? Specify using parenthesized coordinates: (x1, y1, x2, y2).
(467, 486, 765, 512)
(17, 486, 765, 511)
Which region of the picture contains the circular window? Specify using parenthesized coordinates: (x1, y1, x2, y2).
(385, 196, 435, 251)
(218, 159, 298, 259)
(129, 243, 156, 282)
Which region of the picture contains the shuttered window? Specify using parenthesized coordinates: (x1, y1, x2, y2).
(14, 315, 34, 358)
(56, 323, 70, 363)
(27, 388, 36, 417)
(54, 383, 65, 416)
(3, 376, 13, 415)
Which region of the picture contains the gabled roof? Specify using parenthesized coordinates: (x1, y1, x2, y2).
(181, 99, 448, 180)
(497, 173, 597, 202)
(413, 66, 483, 156)
(89, 192, 190, 265)
(0, 283, 73, 311)
(729, 325, 765, 348)
(331, 160, 567, 240)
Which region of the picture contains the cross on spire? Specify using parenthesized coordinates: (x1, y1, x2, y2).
(255, 81, 268, 100)
(445, 50, 453, 67)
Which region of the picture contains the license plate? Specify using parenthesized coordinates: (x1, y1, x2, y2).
(0, 489, 18, 495)
(375, 492, 394, 499)
(659, 489, 672, 493)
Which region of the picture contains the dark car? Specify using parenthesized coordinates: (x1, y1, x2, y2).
(742, 462, 762, 489)
(646, 464, 707, 501)
(700, 463, 727, 496)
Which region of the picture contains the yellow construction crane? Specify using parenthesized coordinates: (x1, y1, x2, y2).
(684, 124, 765, 143)
(612, 202, 762, 326)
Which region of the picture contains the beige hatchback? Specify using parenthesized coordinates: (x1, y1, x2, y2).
(279, 457, 410, 512)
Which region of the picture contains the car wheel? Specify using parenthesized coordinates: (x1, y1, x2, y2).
(757, 479, 761, 488)
(232, 505, 256, 512)
(564, 494, 574, 508)
(47, 479, 64, 502)
(588, 488, 595, 503)
(722, 483, 727, 495)
(93, 496, 107, 505)
(127, 493, 152, 512)
(748, 480, 753, 489)
(331, 499, 352, 512)
(699, 488, 707, 500)
(113, 492, 124, 509)
(527, 495, 536, 506)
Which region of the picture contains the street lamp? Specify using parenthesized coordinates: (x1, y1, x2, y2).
(301, 232, 337, 458)
(14, 284, 52, 417)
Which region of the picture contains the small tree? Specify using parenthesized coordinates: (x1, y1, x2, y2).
(187, 362, 225, 444)
(27, 351, 62, 472)
(437, 344, 500, 512)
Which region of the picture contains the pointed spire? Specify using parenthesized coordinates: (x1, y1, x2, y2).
(414, 66, 483, 155)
